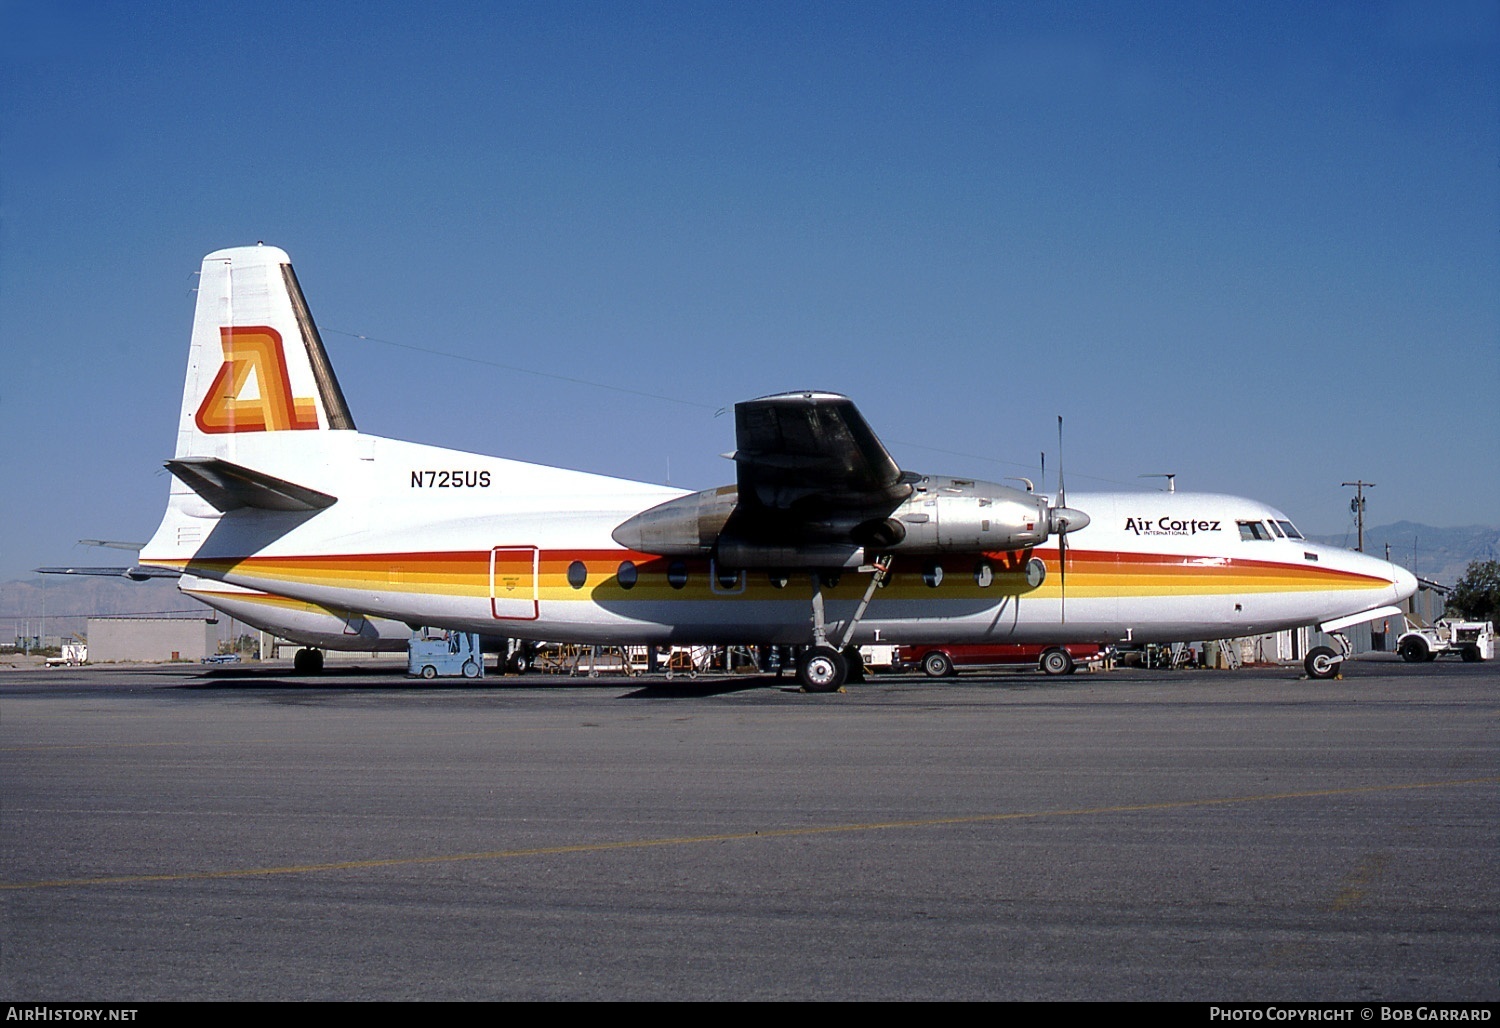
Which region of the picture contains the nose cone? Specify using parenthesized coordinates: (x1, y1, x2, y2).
(1390, 562, 1418, 603)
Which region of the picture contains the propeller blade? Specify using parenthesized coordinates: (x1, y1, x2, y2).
(1058, 416, 1066, 622)
(1059, 529, 1067, 623)
(1057, 416, 1065, 508)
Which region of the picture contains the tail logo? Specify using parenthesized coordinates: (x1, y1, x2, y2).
(195, 326, 320, 434)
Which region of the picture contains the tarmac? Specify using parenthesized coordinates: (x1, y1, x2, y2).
(2, 656, 1496, 1001)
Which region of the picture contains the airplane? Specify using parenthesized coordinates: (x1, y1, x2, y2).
(134, 243, 1418, 690)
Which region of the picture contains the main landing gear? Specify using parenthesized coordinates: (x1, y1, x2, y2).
(292, 648, 325, 674)
(795, 556, 892, 693)
(797, 646, 846, 692)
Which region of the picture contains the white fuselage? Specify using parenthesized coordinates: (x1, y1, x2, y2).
(143, 429, 1416, 648)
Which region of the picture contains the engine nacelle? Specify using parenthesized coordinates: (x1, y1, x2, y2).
(883, 476, 1056, 553)
(610, 486, 736, 556)
(612, 475, 1087, 563)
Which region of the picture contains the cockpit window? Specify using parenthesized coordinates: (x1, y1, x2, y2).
(1275, 520, 1303, 539)
(1267, 520, 1285, 538)
(1237, 520, 1272, 541)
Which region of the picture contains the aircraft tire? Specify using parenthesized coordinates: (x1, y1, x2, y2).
(841, 645, 867, 683)
(421, 665, 437, 679)
(1039, 648, 1074, 676)
(1304, 646, 1340, 680)
(921, 651, 954, 678)
(1398, 637, 1428, 663)
(293, 648, 324, 674)
(798, 646, 847, 693)
(461, 659, 479, 678)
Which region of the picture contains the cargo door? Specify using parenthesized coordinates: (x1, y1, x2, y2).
(490, 546, 539, 620)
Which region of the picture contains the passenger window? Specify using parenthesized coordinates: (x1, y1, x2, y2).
(668, 561, 688, 590)
(974, 562, 993, 587)
(567, 561, 588, 588)
(924, 564, 944, 588)
(617, 561, 637, 590)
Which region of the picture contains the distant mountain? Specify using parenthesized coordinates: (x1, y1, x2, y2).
(0, 575, 203, 643)
(1306, 521, 1498, 587)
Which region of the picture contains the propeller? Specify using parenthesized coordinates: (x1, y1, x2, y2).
(1046, 416, 1091, 622)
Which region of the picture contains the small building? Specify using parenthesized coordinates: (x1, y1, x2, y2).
(86, 617, 218, 663)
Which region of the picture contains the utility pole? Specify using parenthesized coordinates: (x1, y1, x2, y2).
(1342, 480, 1376, 553)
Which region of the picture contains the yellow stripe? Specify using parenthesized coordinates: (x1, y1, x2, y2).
(6, 776, 1490, 891)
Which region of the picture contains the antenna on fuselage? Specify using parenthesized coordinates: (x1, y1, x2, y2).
(1140, 473, 1176, 494)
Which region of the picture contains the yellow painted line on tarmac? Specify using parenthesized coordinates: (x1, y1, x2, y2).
(4, 776, 1494, 891)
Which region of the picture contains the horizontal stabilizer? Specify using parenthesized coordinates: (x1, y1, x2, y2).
(36, 565, 182, 581)
(165, 457, 337, 513)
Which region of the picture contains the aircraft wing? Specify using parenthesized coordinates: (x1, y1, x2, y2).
(613, 392, 917, 556)
(731, 392, 912, 517)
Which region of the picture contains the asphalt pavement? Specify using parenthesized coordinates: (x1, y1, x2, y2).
(2, 657, 1495, 1001)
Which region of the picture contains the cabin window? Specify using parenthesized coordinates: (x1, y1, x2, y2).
(668, 561, 688, 589)
(974, 562, 994, 587)
(923, 564, 944, 588)
(1237, 521, 1272, 541)
(716, 566, 742, 590)
(768, 572, 789, 589)
(617, 561, 638, 590)
(567, 560, 588, 588)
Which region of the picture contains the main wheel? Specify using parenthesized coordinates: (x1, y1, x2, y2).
(293, 648, 324, 674)
(1304, 646, 1340, 680)
(1039, 648, 1074, 676)
(1398, 637, 1429, 663)
(798, 646, 848, 693)
(921, 651, 954, 678)
(841, 645, 867, 683)
(461, 659, 480, 679)
(421, 664, 437, 680)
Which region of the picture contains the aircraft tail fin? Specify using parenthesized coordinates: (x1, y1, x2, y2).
(176, 244, 355, 459)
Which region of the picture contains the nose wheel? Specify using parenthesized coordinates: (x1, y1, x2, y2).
(1304, 631, 1352, 680)
(1304, 646, 1340, 679)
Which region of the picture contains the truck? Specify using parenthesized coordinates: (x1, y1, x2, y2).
(45, 642, 88, 667)
(894, 642, 1111, 677)
(1395, 617, 1493, 663)
(407, 632, 485, 679)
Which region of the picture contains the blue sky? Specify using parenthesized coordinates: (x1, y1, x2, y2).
(2, 0, 1496, 582)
